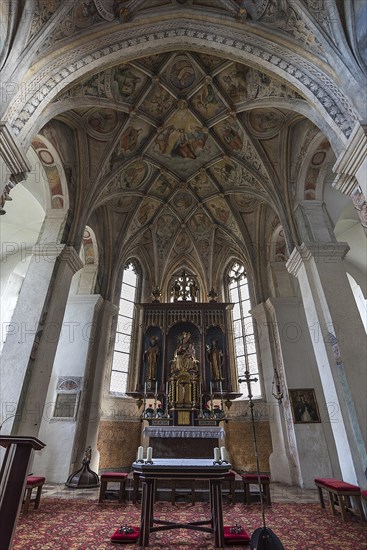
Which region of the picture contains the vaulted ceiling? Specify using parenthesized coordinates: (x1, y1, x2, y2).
(2, 0, 364, 300)
(49, 50, 311, 294)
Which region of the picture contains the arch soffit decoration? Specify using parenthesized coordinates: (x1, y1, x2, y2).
(6, 20, 358, 154)
(30, 134, 69, 211)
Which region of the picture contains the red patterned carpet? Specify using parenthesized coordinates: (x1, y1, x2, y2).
(14, 499, 367, 549)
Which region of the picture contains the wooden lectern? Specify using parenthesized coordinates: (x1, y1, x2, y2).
(0, 436, 46, 550)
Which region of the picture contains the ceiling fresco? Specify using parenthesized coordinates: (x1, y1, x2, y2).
(49, 49, 314, 285)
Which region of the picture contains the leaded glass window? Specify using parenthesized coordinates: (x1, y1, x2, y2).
(228, 262, 261, 399)
(110, 263, 137, 393)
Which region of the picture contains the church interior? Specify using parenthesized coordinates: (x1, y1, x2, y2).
(0, 0, 366, 547)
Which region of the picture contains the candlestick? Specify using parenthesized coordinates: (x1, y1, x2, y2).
(213, 447, 220, 464)
(146, 446, 153, 463)
(220, 446, 227, 463)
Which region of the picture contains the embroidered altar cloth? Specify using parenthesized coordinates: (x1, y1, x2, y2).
(143, 426, 225, 439)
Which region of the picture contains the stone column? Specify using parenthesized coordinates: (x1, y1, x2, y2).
(33, 293, 103, 482)
(287, 242, 367, 486)
(0, 122, 31, 212)
(0, 241, 82, 437)
(251, 301, 301, 485)
(71, 299, 118, 473)
(333, 124, 367, 198)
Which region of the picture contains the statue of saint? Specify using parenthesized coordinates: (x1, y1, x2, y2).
(144, 336, 159, 381)
(171, 331, 198, 373)
(207, 339, 223, 380)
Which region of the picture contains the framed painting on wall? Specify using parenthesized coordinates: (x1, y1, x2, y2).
(289, 388, 321, 423)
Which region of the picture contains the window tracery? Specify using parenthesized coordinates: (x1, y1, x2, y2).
(110, 262, 138, 394)
(228, 261, 261, 399)
(169, 270, 199, 302)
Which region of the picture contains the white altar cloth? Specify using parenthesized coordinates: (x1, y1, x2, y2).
(143, 426, 225, 439)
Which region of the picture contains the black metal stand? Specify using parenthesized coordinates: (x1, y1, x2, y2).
(238, 372, 285, 550)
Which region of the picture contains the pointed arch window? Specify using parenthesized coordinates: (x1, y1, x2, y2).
(110, 263, 138, 394)
(228, 262, 261, 399)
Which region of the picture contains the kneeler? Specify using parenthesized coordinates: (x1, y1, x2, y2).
(110, 526, 140, 543)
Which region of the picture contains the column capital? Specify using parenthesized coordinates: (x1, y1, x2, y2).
(286, 242, 350, 277)
(68, 294, 103, 307)
(30, 244, 83, 272)
(59, 246, 84, 273)
(101, 299, 119, 316)
(294, 201, 336, 243)
(333, 124, 367, 195)
(0, 122, 31, 181)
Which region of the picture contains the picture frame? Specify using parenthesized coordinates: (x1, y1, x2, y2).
(289, 388, 321, 423)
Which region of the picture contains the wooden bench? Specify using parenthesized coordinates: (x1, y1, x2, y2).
(315, 477, 365, 522)
(241, 473, 271, 505)
(23, 476, 45, 513)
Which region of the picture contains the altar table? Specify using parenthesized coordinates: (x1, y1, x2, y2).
(132, 458, 231, 548)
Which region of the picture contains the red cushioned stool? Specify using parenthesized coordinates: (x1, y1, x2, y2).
(223, 525, 251, 544)
(315, 477, 365, 521)
(99, 472, 128, 504)
(23, 476, 45, 513)
(111, 526, 140, 543)
(241, 474, 271, 505)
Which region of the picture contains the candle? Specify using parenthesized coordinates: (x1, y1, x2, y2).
(166, 381, 169, 396)
(220, 446, 227, 462)
(144, 382, 147, 395)
(210, 381, 213, 395)
(214, 447, 220, 462)
(155, 381, 158, 395)
(219, 380, 223, 394)
(137, 446, 144, 462)
(146, 447, 153, 462)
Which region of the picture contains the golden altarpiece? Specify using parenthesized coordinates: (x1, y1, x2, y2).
(128, 272, 240, 428)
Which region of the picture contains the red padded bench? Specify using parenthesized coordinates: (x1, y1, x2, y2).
(23, 476, 45, 513)
(315, 478, 365, 522)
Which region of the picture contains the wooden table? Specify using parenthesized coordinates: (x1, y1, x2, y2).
(132, 458, 231, 548)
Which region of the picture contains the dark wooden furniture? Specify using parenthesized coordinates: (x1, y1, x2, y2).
(223, 470, 236, 503)
(315, 477, 365, 521)
(241, 473, 271, 505)
(23, 475, 45, 513)
(0, 436, 46, 549)
(98, 472, 128, 503)
(133, 458, 231, 548)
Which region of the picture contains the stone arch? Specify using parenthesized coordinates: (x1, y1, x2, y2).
(5, 21, 359, 156)
(31, 135, 69, 210)
(269, 225, 288, 263)
(70, 225, 99, 296)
